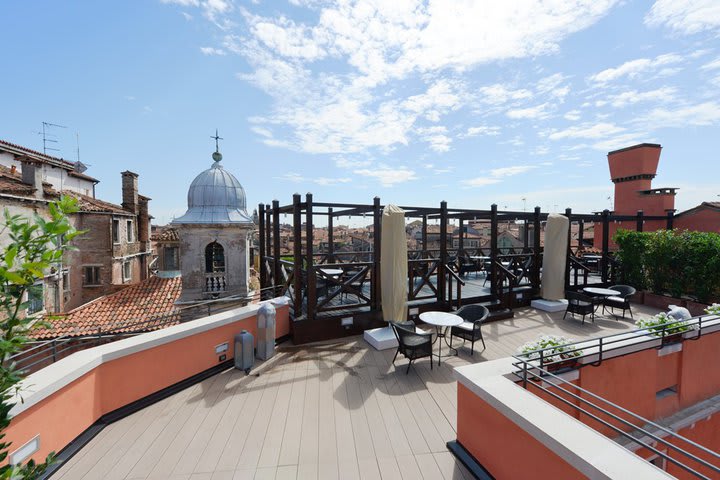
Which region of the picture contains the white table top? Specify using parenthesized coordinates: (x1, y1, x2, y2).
(469, 256, 490, 260)
(319, 268, 343, 276)
(583, 287, 620, 296)
(419, 311, 463, 327)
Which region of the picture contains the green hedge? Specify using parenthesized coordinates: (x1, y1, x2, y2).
(614, 229, 720, 303)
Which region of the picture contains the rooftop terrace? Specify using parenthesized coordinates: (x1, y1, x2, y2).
(50, 303, 664, 479)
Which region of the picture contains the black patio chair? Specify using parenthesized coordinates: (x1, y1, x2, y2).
(450, 304, 489, 355)
(603, 285, 636, 319)
(390, 321, 433, 374)
(564, 290, 596, 324)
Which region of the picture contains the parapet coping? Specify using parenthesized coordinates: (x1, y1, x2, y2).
(10, 297, 289, 418)
(452, 318, 720, 479)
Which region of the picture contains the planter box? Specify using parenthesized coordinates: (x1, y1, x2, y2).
(629, 291, 644, 304)
(643, 291, 683, 311)
(641, 292, 710, 316)
(686, 300, 710, 317)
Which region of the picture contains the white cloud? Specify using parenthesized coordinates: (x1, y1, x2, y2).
(548, 122, 625, 140)
(490, 165, 537, 177)
(641, 101, 720, 128)
(536, 73, 570, 98)
(416, 126, 452, 152)
(185, 1, 621, 155)
(251, 126, 273, 138)
(161, 0, 199, 6)
(276, 172, 352, 186)
(506, 103, 550, 119)
(463, 125, 501, 137)
(701, 57, 720, 70)
(335, 157, 371, 169)
(353, 166, 417, 186)
(477, 84, 533, 105)
(604, 86, 677, 108)
(645, 0, 720, 35)
(462, 164, 537, 188)
(588, 53, 683, 84)
(564, 110, 581, 121)
(200, 46, 226, 55)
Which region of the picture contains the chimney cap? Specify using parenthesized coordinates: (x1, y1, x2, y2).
(607, 143, 661, 156)
(121, 170, 139, 177)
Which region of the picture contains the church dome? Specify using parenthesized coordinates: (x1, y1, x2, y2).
(172, 151, 253, 224)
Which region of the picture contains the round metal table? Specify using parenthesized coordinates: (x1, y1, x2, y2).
(419, 311, 463, 366)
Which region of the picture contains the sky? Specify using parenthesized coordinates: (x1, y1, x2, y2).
(1, 0, 719, 225)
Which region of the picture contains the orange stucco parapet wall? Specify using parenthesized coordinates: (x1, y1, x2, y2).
(5, 298, 289, 465)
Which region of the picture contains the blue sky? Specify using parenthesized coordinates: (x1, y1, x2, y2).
(1, 0, 719, 224)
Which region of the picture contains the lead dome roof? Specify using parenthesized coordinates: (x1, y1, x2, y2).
(172, 151, 253, 225)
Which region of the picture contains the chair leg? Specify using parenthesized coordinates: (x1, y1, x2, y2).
(470, 339, 474, 355)
(406, 359, 412, 375)
(563, 310, 568, 320)
(392, 349, 399, 365)
(480, 331, 486, 350)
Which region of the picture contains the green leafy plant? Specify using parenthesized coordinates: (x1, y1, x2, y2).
(0, 196, 82, 479)
(613, 229, 648, 290)
(705, 303, 720, 316)
(635, 312, 694, 338)
(517, 334, 583, 364)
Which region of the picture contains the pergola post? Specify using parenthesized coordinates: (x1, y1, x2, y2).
(532, 206, 541, 292)
(439, 201, 448, 306)
(327, 207, 334, 263)
(490, 204, 498, 297)
(459, 218, 465, 253)
(272, 199, 281, 297)
(306, 193, 316, 321)
(636, 210, 644, 232)
(422, 215, 428, 258)
(258, 203, 266, 296)
(292, 194, 302, 316)
(372, 197, 381, 311)
(601, 209, 610, 284)
(666, 210, 674, 230)
(565, 207, 572, 291)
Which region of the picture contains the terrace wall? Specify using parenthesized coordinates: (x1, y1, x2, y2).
(5, 298, 289, 465)
(454, 320, 720, 479)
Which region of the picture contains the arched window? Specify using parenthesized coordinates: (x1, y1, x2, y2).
(205, 242, 225, 273)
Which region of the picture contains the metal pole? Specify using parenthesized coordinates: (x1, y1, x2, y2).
(258, 203, 266, 295)
(272, 200, 281, 297)
(439, 201, 448, 306)
(293, 194, 302, 317)
(306, 193, 316, 321)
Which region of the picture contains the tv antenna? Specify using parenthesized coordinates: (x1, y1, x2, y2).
(38, 121, 67, 155)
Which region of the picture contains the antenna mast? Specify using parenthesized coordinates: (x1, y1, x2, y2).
(40, 121, 67, 155)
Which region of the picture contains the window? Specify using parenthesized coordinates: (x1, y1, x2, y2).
(205, 242, 225, 273)
(112, 219, 120, 243)
(62, 270, 70, 292)
(27, 283, 44, 314)
(126, 220, 133, 242)
(83, 266, 101, 286)
(164, 246, 179, 271)
(123, 261, 132, 281)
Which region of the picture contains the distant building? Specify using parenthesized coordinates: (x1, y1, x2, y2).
(0, 139, 152, 314)
(595, 143, 720, 248)
(171, 147, 255, 302)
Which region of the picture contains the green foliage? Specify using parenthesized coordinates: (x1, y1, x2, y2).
(635, 312, 694, 337)
(0, 196, 82, 479)
(614, 229, 720, 303)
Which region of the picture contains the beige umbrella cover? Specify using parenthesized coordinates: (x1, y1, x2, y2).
(381, 204, 408, 322)
(541, 213, 569, 301)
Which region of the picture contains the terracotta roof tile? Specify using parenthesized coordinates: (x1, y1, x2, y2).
(0, 139, 99, 182)
(0, 165, 59, 198)
(33, 276, 182, 340)
(151, 227, 179, 242)
(63, 191, 130, 214)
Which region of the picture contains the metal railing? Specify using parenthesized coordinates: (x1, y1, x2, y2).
(6, 289, 272, 375)
(511, 315, 720, 479)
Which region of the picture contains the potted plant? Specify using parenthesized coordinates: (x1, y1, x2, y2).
(635, 312, 694, 343)
(518, 335, 583, 371)
(705, 303, 720, 316)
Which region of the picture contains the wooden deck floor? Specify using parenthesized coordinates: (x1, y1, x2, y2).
(54, 303, 661, 480)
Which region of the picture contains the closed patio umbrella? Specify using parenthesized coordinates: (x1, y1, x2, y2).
(381, 204, 408, 322)
(541, 213, 569, 301)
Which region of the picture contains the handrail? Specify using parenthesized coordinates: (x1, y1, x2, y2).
(512, 350, 720, 479)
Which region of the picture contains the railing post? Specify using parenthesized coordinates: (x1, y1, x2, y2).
(272, 199, 281, 297)
(578, 219, 584, 252)
(327, 207, 334, 263)
(601, 209, 610, 284)
(421, 214, 428, 259)
(258, 203, 266, 296)
(265, 206, 272, 285)
(306, 193, 316, 321)
(439, 201, 448, 306)
(532, 206, 541, 292)
(490, 204, 498, 297)
(372, 197, 381, 311)
(523, 219, 529, 251)
(458, 218, 464, 253)
(636, 210, 644, 232)
(666, 210, 674, 230)
(293, 194, 302, 317)
(565, 207, 572, 291)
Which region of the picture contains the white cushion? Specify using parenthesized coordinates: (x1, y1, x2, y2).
(456, 321, 475, 331)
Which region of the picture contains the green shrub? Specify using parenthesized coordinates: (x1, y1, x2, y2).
(614, 229, 720, 303)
